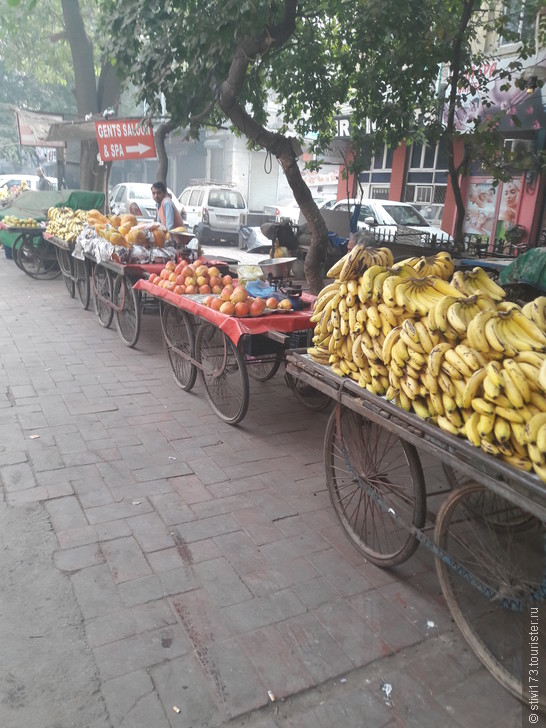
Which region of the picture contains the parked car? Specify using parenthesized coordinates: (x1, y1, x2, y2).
(178, 183, 248, 245)
(331, 198, 452, 243)
(0, 173, 58, 191)
(263, 195, 337, 223)
(109, 182, 181, 220)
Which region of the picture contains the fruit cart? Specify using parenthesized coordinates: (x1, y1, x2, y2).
(285, 349, 545, 709)
(0, 222, 59, 279)
(132, 279, 320, 424)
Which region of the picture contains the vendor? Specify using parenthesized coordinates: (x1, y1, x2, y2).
(151, 181, 184, 230)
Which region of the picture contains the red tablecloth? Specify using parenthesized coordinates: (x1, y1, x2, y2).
(133, 279, 315, 345)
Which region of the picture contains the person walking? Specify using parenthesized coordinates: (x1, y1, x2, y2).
(36, 167, 52, 191)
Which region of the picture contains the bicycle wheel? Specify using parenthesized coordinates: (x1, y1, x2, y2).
(93, 264, 114, 328)
(161, 304, 197, 391)
(196, 323, 249, 424)
(74, 257, 90, 310)
(245, 353, 281, 382)
(324, 405, 426, 566)
(442, 462, 535, 530)
(435, 483, 546, 707)
(56, 248, 75, 298)
(285, 371, 332, 411)
(113, 275, 141, 348)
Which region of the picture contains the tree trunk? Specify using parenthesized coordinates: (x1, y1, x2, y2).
(216, 0, 327, 294)
(155, 122, 176, 184)
(61, 0, 120, 192)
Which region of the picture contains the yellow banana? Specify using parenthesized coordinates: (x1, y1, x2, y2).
(359, 265, 385, 302)
(427, 342, 452, 377)
(501, 369, 524, 409)
(525, 413, 546, 444)
(444, 349, 474, 379)
(465, 411, 481, 446)
(467, 310, 497, 352)
(437, 416, 460, 436)
(503, 453, 533, 472)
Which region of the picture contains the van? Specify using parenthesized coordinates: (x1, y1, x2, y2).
(178, 183, 248, 245)
(0, 174, 58, 191)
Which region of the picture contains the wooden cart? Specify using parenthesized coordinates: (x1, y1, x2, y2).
(132, 280, 327, 423)
(1, 223, 59, 280)
(285, 350, 546, 709)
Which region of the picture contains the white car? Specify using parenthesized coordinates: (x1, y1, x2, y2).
(331, 199, 452, 243)
(0, 173, 58, 191)
(178, 183, 248, 245)
(264, 196, 337, 223)
(109, 182, 181, 220)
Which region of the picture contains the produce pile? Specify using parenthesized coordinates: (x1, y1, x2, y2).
(149, 260, 291, 316)
(47, 207, 87, 241)
(2, 215, 41, 228)
(85, 210, 168, 248)
(308, 245, 546, 481)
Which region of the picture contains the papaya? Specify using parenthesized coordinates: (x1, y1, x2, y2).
(152, 229, 166, 248)
(108, 214, 122, 228)
(87, 209, 108, 226)
(119, 221, 133, 237)
(127, 228, 147, 246)
(120, 213, 137, 227)
(110, 232, 129, 247)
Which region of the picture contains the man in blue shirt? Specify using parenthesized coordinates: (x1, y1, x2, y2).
(151, 181, 183, 230)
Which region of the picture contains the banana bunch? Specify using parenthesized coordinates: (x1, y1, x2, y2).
(467, 308, 546, 357)
(428, 294, 497, 341)
(326, 244, 394, 281)
(451, 267, 506, 301)
(394, 251, 455, 280)
(2, 215, 41, 228)
(522, 297, 546, 331)
(383, 270, 461, 316)
(47, 207, 86, 242)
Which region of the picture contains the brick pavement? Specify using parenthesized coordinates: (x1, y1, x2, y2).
(0, 252, 524, 727)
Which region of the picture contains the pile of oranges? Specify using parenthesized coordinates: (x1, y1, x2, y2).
(149, 259, 228, 295)
(148, 258, 292, 317)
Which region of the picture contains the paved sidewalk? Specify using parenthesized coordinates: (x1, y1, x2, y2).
(0, 253, 523, 727)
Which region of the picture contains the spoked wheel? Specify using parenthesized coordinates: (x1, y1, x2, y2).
(112, 275, 141, 347)
(324, 405, 426, 566)
(434, 483, 546, 707)
(160, 304, 197, 391)
(16, 236, 59, 279)
(245, 353, 281, 382)
(56, 248, 75, 298)
(74, 257, 90, 309)
(93, 264, 114, 328)
(195, 323, 249, 424)
(442, 463, 536, 530)
(285, 372, 332, 411)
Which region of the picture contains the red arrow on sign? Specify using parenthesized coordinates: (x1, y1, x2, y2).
(95, 119, 157, 162)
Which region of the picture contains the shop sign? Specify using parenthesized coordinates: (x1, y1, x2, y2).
(16, 109, 66, 148)
(95, 119, 157, 162)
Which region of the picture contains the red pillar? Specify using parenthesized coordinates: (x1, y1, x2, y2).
(336, 142, 357, 201)
(389, 144, 408, 200)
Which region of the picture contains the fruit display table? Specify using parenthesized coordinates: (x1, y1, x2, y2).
(133, 279, 318, 424)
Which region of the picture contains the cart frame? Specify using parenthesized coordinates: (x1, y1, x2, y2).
(285, 350, 546, 707)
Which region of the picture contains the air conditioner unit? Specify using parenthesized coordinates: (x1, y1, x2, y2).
(504, 139, 534, 154)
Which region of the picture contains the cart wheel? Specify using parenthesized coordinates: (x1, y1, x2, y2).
(113, 276, 141, 348)
(442, 463, 535, 530)
(245, 354, 282, 382)
(56, 248, 75, 298)
(74, 257, 90, 310)
(93, 264, 114, 328)
(285, 371, 332, 411)
(434, 483, 546, 707)
(324, 405, 426, 566)
(196, 323, 249, 424)
(17, 236, 59, 279)
(160, 304, 197, 391)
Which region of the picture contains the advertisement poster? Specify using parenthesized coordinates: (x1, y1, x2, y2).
(464, 181, 497, 236)
(495, 179, 522, 240)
